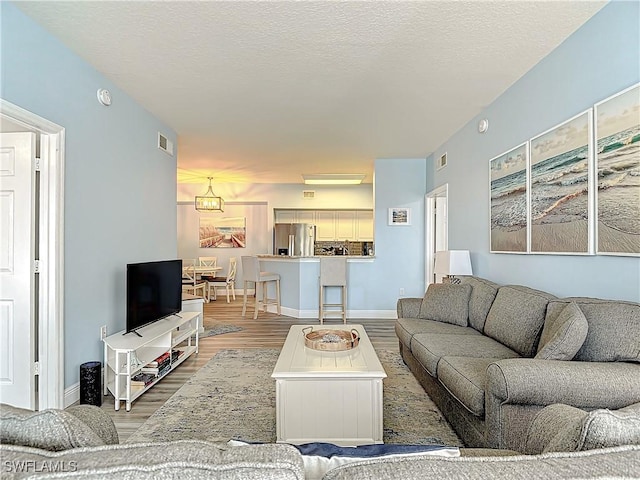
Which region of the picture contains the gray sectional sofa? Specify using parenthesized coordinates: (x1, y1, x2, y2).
(396, 276, 640, 452)
(2, 403, 639, 479)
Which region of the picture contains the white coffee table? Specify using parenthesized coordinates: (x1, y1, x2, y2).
(272, 324, 387, 446)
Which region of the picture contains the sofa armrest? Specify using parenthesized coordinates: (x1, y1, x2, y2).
(484, 358, 640, 450)
(486, 359, 640, 409)
(396, 298, 422, 319)
(66, 405, 119, 445)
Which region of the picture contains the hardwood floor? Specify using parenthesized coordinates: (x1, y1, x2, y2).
(99, 297, 399, 442)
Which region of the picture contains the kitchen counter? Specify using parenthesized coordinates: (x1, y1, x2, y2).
(253, 256, 374, 318)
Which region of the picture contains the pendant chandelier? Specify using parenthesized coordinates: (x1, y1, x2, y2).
(195, 177, 224, 212)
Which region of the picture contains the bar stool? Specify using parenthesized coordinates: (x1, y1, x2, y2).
(241, 256, 281, 319)
(319, 257, 347, 324)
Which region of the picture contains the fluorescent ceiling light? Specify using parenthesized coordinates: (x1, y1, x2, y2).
(302, 174, 366, 185)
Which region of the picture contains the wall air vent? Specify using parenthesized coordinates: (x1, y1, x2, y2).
(158, 133, 174, 156)
(437, 152, 447, 170)
(303, 190, 315, 199)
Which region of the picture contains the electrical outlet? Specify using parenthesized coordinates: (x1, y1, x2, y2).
(100, 325, 107, 340)
(399, 288, 405, 296)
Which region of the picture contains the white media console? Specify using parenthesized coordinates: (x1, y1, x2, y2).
(102, 311, 200, 411)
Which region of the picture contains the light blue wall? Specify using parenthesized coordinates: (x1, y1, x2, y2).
(1, 3, 179, 388)
(428, 1, 640, 301)
(369, 158, 427, 303)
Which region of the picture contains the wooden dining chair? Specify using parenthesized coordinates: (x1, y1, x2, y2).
(207, 257, 237, 303)
(182, 261, 207, 301)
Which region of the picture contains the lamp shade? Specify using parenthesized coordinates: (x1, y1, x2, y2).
(434, 250, 472, 276)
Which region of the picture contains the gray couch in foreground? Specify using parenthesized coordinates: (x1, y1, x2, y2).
(396, 276, 640, 451)
(1, 403, 639, 479)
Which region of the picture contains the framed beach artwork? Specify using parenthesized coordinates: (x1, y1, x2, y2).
(388, 207, 411, 225)
(489, 143, 529, 253)
(199, 217, 246, 248)
(594, 83, 640, 256)
(529, 110, 593, 254)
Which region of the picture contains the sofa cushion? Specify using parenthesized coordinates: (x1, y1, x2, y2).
(545, 298, 640, 363)
(0, 404, 110, 451)
(321, 445, 640, 480)
(411, 334, 520, 377)
(395, 318, 480, 349)
(535, 302, 588, 361)
(528, 402, 640, 454)
(484, 285, 556, 357)
(457, 276, 500, 332)
(418, 283, 472, 326)
(437, 357, 499, 417)
(0, 440, 305, 479)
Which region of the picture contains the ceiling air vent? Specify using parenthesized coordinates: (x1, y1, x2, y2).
(158, 133, 174, 156)
(437, 152, 447, 170)
(303, 190, 315, 199)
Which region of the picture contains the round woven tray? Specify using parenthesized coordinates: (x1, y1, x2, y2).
(302, 326, 360, 351)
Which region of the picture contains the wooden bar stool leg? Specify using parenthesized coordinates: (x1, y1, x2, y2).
(276, 279, 281, 315)
(342, 285, 347, 324)
(254, 281, 260, 320)
(242, 280, 249, 316)
(319, 285, 323, 325)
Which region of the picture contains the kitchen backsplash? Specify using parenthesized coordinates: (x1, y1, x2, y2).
(314, 241, 374, 256)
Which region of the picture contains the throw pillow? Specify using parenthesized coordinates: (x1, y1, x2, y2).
(0, 404, 107, 451)
(535, 302, 588, 361)
(418, 283, 472, 326)
(542, 402, 640, 453)
(229, 440, 459, 480)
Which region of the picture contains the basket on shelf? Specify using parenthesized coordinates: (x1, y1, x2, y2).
(302, 326, 360, 351)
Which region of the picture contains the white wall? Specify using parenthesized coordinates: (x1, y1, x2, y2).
(178, 182, 373, 209)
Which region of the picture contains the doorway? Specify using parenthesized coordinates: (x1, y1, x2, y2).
(0, 99, 65, 409)
(425, 184, 448, 286)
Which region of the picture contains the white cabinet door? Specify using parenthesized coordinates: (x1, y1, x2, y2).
(336, 211, 357, 241)
(356, 211, 374, 241)
(275, 210, 296, 223)
(297, 210, 316, 224)
(315, 211, 336, 241)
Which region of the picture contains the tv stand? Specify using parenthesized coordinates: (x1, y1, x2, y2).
(103, 311, 200, 411)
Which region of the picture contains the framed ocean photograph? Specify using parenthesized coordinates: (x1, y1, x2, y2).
(489, 143, 529, 253)
(594, 83, 640, 256)
(199, 216, 246, 248)
(529, 110, 593, 254)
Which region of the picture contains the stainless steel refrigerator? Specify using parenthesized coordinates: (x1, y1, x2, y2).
(274, 223, 316, 257)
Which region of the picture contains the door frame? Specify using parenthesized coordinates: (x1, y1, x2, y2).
(425, 183, 448, 287)
(1, 99, 65, 409)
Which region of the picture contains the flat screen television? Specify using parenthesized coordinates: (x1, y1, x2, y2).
(126, 259, 182, 335)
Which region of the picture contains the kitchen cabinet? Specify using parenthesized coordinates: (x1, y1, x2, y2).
(274, 210, 298, 223)
(356, 211, 374, 241)
(336, 211, 357, 240)
(315, 211, 336, 241)
(274, 209, 373, 242)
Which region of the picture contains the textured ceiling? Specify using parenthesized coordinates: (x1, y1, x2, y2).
(15, 1, 606, 184)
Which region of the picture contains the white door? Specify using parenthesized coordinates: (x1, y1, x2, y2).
(0, 132, 36, 409)
(425, 184, 448, 287)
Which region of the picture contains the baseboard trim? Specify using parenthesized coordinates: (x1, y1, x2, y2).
(265, 305, 396, 319)
(64, 382, 80, 408)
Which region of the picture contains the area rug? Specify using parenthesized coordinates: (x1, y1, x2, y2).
(200, 324, 243, 338)
(127, 349, 463, 447)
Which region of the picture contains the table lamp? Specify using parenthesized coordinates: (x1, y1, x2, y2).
(434, 250, 472, 284)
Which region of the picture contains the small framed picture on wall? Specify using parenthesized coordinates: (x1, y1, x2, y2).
(388, 207, 411, 226)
